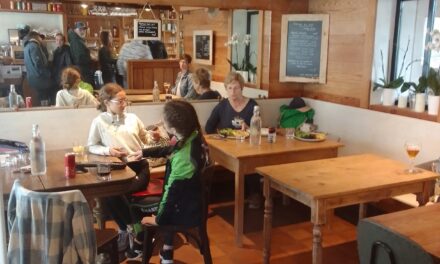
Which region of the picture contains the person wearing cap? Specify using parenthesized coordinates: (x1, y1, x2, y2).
(68, 21, 94, 87)
(279, 97, 315, 128)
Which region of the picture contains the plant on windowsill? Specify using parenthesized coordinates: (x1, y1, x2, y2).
(225, 33, 255, 82)
(401, 75, 427, 112)
(427, 67, 440, 115)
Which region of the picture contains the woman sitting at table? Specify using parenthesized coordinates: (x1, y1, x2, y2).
(87, 83, 159, 258)
(129, 100, 210, 263)
(55, 67, 99, 107)
(205, 71, 257, 133)
(172, 54, 197, 100)
(193, 67, 221, 100)
(205, 72, 261, 208)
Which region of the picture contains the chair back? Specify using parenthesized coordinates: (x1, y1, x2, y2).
(357, 218, 434, 264)
(200, 165, 215, 225)
(7, 180, 97, 264)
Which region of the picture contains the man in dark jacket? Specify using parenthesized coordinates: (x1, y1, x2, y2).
(68, 21, 94, 87)
(52, 33, 73, 100)
(23, 31, 53, 106)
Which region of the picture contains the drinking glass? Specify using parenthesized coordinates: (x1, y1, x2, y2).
(404, 141, 421, 174)
(285, 128, 295, 139)
(96, 163, 111, 181)
(72, 142, 85, 162)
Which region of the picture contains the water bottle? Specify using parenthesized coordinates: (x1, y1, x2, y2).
(29, 124, 47, 176)
(9, 84, 18, 109)
(152, 81, 161, 102)
(249, 105, 262, 146)
(94, 70, 103, 88)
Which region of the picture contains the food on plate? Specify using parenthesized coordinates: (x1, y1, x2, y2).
(294, 129, 326, 140)
(218, 128, 250, 138)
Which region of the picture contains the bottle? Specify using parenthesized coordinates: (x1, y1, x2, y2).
(29, 124, 47, 176)
(8, 84, 18, 109)
(112, 25, 118, 38)
(152, 81, 160, 102)
(249, 105, 262, 146)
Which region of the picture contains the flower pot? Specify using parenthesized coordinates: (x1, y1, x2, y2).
(397, 95, 408, 108)
(382, 88, 396, 106)
(428, 94, 440, 115)
(236, 71, 249, 83)
(414, 93, 426, 113)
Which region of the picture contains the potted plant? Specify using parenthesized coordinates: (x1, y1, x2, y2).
(226, 33, 254, 82)
(401, 76, 428, 112)
(427, 67, 440, 115)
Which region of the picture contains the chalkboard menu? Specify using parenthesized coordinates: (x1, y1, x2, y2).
(134, 19, 161, 40)
(279, 14, 329, 83)
(193, 30, 213, 65)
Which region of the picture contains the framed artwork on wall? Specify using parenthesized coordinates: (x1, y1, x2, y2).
(279, 14, 329, 83)
(193, 30, 213, 65)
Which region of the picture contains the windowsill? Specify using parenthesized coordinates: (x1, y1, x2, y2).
(369, 104, 438, 122)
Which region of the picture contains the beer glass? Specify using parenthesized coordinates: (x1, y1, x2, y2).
(404, 141, 421, 174)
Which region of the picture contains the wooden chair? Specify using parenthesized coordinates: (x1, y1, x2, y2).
(357, 218, 434, 264)
(7, 180, 119, 264)
(137, 165, 215, 264)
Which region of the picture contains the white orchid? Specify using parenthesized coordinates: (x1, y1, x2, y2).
(225, 33, 255, 71)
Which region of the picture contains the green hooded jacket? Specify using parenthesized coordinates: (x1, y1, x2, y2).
(279, 105, 315, 128)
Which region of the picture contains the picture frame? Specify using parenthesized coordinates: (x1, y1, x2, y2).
(193, 30, 213, 65)
(134, 19, 161, 41)
(279, 14, 329, 83)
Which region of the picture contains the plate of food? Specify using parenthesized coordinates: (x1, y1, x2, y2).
(218, 128, 250, 139)
(294, 130, 326, 142)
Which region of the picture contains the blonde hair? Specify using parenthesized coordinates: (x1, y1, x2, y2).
(61, 67, 81, 90)
(97, 83, 123, 112)
(224, 72, 244, 89)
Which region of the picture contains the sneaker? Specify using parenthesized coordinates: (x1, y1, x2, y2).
(117, 230, 129, 252)
(125, 248, 143, 261)
(248, 193, 262, 209)
(160, 249, 174, 264)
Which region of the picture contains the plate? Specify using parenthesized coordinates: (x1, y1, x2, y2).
(294, 132, 326, 142)
(217, 129, 250, 139)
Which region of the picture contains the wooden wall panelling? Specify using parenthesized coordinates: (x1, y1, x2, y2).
(127, 59, 179, 90)
(179, 8, 230, 82)
(303, 0, 377, 108)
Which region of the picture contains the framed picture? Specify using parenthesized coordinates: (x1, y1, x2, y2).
(279, 14, 329, 83)
(193, 30, 213, 65)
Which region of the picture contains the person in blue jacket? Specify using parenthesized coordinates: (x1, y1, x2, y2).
(131, 100, 210, 263)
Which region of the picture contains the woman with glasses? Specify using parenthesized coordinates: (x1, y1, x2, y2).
(87, 83, 158, 259)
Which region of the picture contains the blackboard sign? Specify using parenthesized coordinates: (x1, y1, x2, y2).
(279, 14, 329, 83)
(134, 19, 161, 40)
(193, 30, 213, 65)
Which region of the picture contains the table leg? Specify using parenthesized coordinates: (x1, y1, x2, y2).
(234, 166, 245, 247)
(312, 224, 323, 264)
(263, 178, 273, 264)
(358, 203, 367, 220)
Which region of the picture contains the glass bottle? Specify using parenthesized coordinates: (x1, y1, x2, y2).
(152, 81, 161, 102)
(8, 84, 18, 109)
(29, 124, 46, 176)
(249, 105, 262, 146)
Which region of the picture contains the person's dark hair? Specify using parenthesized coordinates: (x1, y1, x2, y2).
(180, 53, 192, 64)
(18, 25, 30, 40)
(100, 31, 111, 47)
(61, 67, 81, 90)
(97, 83, 123, 112)
(163, 101, 202, 146)
(193, 68, 211, 89)
(55, 32, 65, 42)
(26, 31, 41, 41)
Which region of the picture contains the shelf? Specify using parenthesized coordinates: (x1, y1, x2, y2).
(0, 8, 63, 14)
(369, 104, 438, 122)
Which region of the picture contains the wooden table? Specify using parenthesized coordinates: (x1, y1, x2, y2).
(205, 135, 343, 246)
(125, 89, 153, 95)
(127, 94, 178, 103)
(256, 153, 438, 264)
(365, 203, 440, 260)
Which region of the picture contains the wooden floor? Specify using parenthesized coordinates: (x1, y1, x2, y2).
(110, 201, 359, 264)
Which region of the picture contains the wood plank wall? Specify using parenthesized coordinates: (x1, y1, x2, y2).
(179, 8, 231, 82)
(303, 0, 377, 108)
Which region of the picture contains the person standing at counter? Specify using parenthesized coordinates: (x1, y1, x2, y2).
(117, 39, 153, 88)
(52, 33, 73, 100)
(98, 31, 116, 84)
(23, 31, 53, 106)
(172, 54, 197, 99)
(68, 21, 94, 87)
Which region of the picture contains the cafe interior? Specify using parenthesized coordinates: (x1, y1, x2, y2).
(2, 0, 440, 263)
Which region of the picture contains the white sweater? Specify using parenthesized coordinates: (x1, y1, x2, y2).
(87, 112, 153, 156)
(55, 88, 99, 107)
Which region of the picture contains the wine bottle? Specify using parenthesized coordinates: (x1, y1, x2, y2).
(152, 81, 161, 102)
(29, 124, 47, 176)
(249, 105, 262, 146)
(8, 84, 18, 109)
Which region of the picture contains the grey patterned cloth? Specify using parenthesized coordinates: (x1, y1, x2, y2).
(7, 180, 97, 264)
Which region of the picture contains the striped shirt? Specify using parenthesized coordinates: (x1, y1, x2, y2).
(116, 40, 153, 82)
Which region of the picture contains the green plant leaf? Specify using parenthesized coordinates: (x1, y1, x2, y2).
(388, 77, 404, 89)
(401, 82, 415, 93)
(428, 68, 440, 95)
